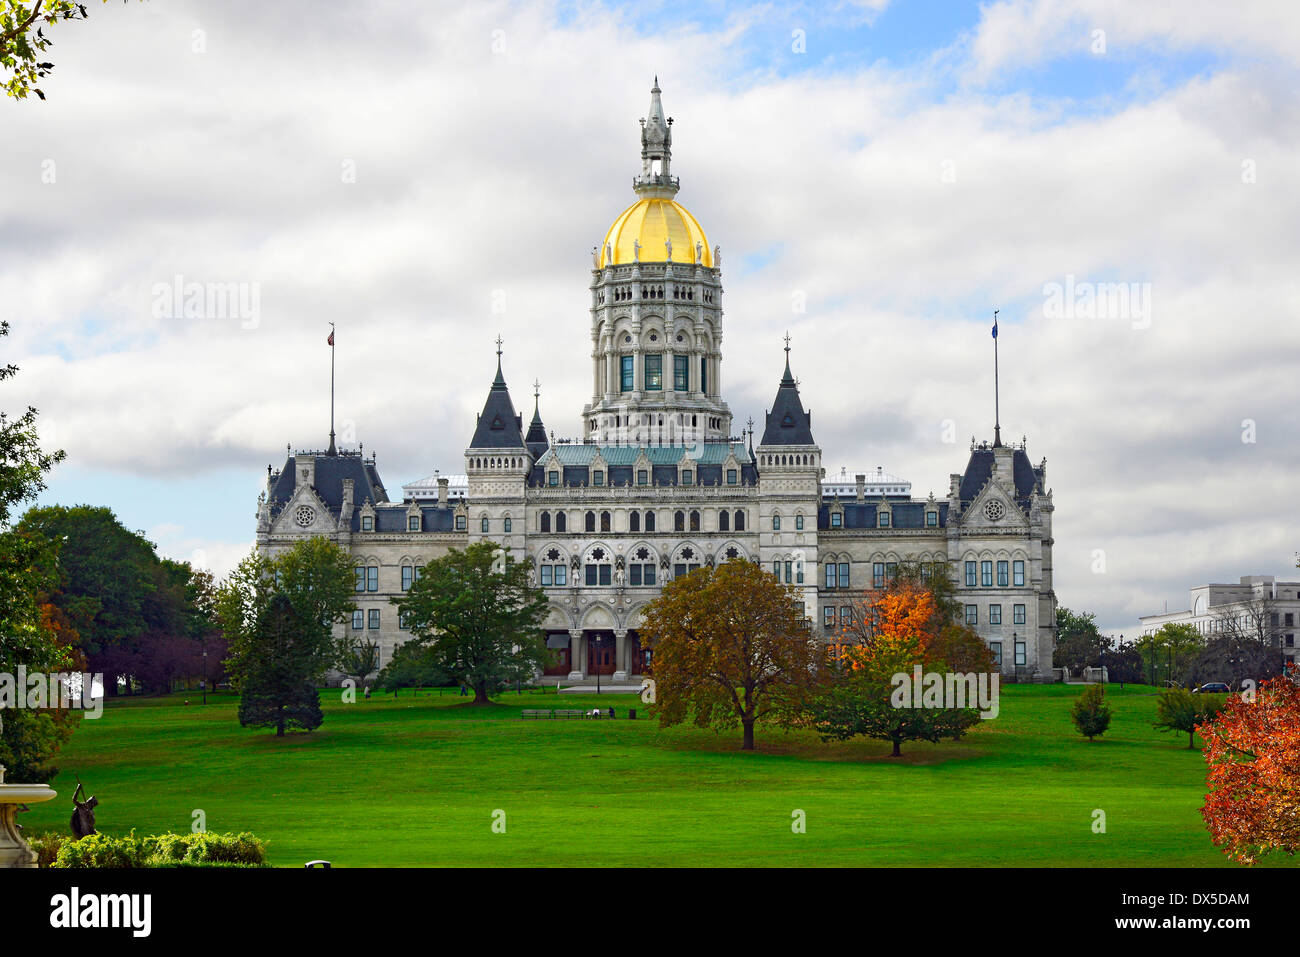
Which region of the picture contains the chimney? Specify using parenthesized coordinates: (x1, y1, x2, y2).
(341, 478, 354, 509)
(855, 473, 865, 502)
(437, 477, 449, 507)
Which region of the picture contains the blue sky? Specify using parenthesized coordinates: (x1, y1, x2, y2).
(9, 0, 1300, 630)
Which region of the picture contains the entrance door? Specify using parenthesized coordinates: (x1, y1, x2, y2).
(588, 633, 615, 675)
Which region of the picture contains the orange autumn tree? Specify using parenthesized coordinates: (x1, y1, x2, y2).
(812, 568, 993, 756)
(832, 567, 994, 674)
(1199, 676, 1300, 865)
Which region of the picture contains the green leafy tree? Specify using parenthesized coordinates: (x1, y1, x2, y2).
(375, 640, 443, 696)
(219, 538, 356, 690)
(339, 637, 379, 689)
(0, 320, 73, 781)
(391, 542, 547, 705)
(1, 1, 139, 101)
(1103, 639, 1146, 687)
(644, 559, 826, 751)
(235, 594, 323, 736)
(1141, 623, 1205, 687)
(1154, 687, 1227, 749)
(1054, 607, 1104, 677)
(1071, 683, 1112, 741)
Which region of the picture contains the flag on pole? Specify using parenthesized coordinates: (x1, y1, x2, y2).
(327, 329, 334, 346)
(991, 311, 998, 339)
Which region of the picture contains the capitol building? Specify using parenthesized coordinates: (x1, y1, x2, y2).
(256, 81, 1059, 683)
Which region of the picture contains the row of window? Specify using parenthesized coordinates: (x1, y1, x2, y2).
(963, 560, 1026, 588)
(964, 603, 1028, 626)
(618, 354, 709, 393)
(545, 467, 740, 487)
(825, 510, 940, 529)
(350, 610, 407, 636)
(360, 514, 426, 532)
(538, 509, 748, 533)
(355, 565, 422, 593)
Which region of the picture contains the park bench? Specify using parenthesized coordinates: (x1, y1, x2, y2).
(521, 709, 552, 719)
(553, 709, 586, 718)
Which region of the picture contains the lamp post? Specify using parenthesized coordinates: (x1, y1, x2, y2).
(202, 643, 208, 706)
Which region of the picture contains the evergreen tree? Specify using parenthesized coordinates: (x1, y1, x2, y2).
(235, 594, 324, 736)
(1071, 683, 1112, 741)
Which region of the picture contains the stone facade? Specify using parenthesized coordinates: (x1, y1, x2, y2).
(255, 82, 1058, 682)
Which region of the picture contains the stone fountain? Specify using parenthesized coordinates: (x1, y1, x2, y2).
(0, 764, 57, 868)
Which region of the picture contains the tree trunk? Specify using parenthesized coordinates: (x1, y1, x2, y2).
(473, 682, 490, 705)
(277, 708, 285, 737)
(1189, 729, 1195, 749)
(891, 738, 902, 757)
(742, 720, 755, 750)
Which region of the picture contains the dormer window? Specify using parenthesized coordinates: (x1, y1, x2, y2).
(408, 515, 420, 532)
(637, 469, 648, 485)
(926, 511, 938, 527)
(593, 471, 605, 486)
(830, 512, 842, 528)
(455, 514, 466, 531)
(361, 516, 374, 531)
(878, 512, 890, 528)
(727, 468, 737, 485)
(548, 470, 559, 487)
(681, 470, 692, 485)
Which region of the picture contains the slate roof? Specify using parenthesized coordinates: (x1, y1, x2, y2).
(759, 356, 814, 446)
(268, 452, 390, 519)
(818, 501, 949, 530)
(526, 442, 756, 487)
(468, 359, 526, 450)
(524, 394, 549, 460)
(958, 447, 1044, 507)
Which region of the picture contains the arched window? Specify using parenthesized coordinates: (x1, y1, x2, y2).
(735, 510, 745, 531)
(541, 512, 551, 533)
(795, 514, 804, 531)
(585, 511, 596, 533)
(556, 512, 567, 533)
(645, 511, 656, 532)
(690, 510, 700, 532)
(481, 516, 490, 533)
(674, 511, 685, 532)
(773, 514, 782, 531)
(629, 512, 640, 532)
(719, 510, 730, 532)
(600, 511, 611, 533)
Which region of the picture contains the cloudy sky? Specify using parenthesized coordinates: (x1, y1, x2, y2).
(4, 0, 1298, 632)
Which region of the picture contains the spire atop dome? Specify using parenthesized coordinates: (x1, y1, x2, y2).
(635, 77, 677, 198)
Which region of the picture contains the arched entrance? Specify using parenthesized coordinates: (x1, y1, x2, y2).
(587, 631, 616, 676)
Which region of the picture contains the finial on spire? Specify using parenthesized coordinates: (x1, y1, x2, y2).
(533, 377, 541, 399)
(783, 332, 792, 356)
(991, 308, 1002, 447)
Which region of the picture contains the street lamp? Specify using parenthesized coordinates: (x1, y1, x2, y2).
(202, 643, 208, 705)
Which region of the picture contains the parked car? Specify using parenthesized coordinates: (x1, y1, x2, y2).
(1193, 682, 1231, 694)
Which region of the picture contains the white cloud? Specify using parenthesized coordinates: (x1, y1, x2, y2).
(4, 0, 1300, 632)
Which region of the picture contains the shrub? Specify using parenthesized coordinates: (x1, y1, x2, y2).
(1071, 683, 1112, 741)
(50, 830, 267, 868)
(26, 832, 66, 868)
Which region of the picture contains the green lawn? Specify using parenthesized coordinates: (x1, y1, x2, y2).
(20, 683, 1287, 867)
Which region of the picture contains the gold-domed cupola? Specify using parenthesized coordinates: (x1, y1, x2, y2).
(584, 79, 731, 448)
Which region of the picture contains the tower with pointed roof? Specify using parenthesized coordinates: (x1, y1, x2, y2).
(585, 80, 731, 447)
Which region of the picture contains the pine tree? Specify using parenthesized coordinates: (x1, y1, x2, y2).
(235, 594, 324, 736)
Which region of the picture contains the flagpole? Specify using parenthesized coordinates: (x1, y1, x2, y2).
(992, 309, 1001, 447)
(328, 323, 337, 455)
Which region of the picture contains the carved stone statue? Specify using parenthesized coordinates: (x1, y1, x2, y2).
(664, 237, 672, 260)
(633, 238, 640, 262)
(70, 779, 97, 841)
(695, 240, 703, 264)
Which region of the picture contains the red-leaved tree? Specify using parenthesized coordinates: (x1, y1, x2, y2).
(1198, 677, 1300, 864)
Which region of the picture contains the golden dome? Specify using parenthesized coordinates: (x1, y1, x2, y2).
(599, 197, 713, 269)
